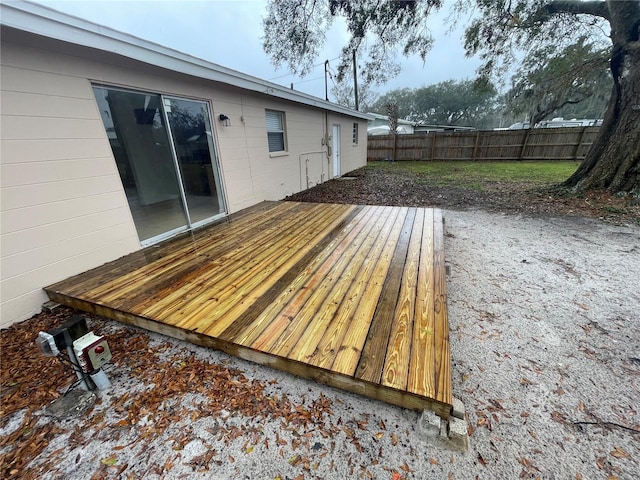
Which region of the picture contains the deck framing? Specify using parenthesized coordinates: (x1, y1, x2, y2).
(45, 201, 453, 418)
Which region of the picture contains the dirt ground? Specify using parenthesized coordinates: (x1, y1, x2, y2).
(286, 163, 640, 226)
(2, 166, 639, 479)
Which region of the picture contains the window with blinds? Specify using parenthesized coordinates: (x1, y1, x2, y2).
(265, 110, 286, 152)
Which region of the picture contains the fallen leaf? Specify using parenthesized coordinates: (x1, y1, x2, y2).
(477, 453, 487, 467)
(550, 411, 567, 424)
(610, 447, 630, 459)
(467, 424, 474, 437)
(101, 455, 118, 466)
(391, 433, 398, 446)
(429, 458, 439, 465)
(528, 430, 539, 441)
(391, 473, 404, 480)
(375, 432, 384, 440)
(400, 462, 414, 472)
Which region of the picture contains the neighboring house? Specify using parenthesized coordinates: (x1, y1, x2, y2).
(0, 1, 370, 327)
(366, 113, 415, 135)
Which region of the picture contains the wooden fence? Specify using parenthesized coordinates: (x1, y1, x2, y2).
(367, 126, 600, 162)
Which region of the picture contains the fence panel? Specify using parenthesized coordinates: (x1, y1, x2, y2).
(367, 127, 600, 162)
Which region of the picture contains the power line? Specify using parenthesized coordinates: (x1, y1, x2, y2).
(267, 56, 341, 81)
(291, 75, 325, 85)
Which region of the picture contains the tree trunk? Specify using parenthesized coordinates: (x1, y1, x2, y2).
(563, 2, 640, 195)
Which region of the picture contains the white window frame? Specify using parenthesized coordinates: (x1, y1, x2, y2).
(265, 110, 287, 153)
(352, 122, 359, 145)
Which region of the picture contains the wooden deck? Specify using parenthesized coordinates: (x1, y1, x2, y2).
(45, 201, 452, 418)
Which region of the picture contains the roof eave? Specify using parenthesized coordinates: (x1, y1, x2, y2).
(0, 1, 372, 121)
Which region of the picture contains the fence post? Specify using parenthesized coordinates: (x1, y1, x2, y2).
(430, 132, 437, 161)
(573, 126, 588, 160)
(519, 128, 531, 161)
(392, 133, 397, 162)
(472, 131, 480, 161)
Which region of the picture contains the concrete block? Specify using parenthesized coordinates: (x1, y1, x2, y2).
(447, 417, 469, 452)
(419, 409, 441, 439)
(451, 397, 465, 420)
(42, 300, 61, 313)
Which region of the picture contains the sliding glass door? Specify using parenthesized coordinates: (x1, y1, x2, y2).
(163, 97, 225, 226)
(93, 86, 226, 245)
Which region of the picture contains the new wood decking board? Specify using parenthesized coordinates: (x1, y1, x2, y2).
(219, 205, 364, 342)
(119, 203, 318, 317)
(354, 208, 417, 384)
(168, 204, 345, 330)
(61, 201, 294, 299)
(433, 209, 452, 405)
(133, 203, 337, 325)
(381, 208, 424, 390)
(44, 202, 453, 418)
(408, 208, 436, 398)
(103, 203, 308, 311)
(308, 207, 406, 371)
(251, 206, 383, 354)
(201, 204, 355, 337)
(328, 207, 409, 374)
(272, 206, 392, 359)
(232, 206, 378, 349)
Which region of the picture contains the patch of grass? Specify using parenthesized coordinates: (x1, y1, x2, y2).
(366, 160, 580, 189)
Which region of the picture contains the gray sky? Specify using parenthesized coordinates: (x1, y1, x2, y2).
(33, 0, 481, 102)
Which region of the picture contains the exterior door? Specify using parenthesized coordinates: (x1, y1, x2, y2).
(93, 85, 226, 245)
(332, 124, 341, 178)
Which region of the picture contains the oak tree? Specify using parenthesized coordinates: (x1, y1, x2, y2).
(463, 0, 639, 193)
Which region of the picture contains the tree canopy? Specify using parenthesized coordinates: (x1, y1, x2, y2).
(263, 0, 442, 85)
(370, 80, 499, 129)
(505, 39, 612, 125)
(263, 0, 640, 194)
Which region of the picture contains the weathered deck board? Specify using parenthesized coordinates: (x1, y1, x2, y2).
(45, 202, 453, 417)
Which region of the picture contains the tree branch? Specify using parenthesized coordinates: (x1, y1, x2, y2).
(573, 421, 640, 434)
(545, 1, 610, 21)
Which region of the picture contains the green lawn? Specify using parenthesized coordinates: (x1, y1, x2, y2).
(366, 160, 580, 190)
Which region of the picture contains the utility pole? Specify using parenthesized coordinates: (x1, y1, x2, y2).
(352, 49, 359, 111)
(324, 60, 329, 101)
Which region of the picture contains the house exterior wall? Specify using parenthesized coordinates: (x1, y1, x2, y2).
(0, 30, 367, 327)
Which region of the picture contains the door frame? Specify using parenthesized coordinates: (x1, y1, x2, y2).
(332, 124, 341, 178)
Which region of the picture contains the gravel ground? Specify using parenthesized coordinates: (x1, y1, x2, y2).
(2, 168, 639, 479)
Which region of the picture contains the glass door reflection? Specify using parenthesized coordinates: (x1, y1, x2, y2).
(164, 98, 225, 226)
